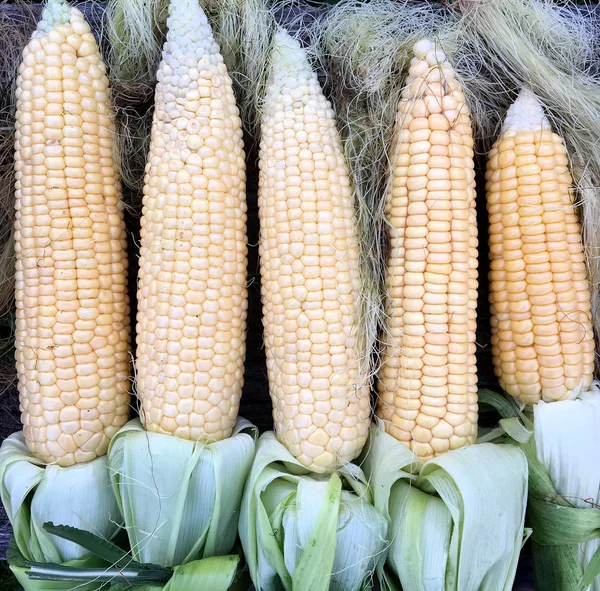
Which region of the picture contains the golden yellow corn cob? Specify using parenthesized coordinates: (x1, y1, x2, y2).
(258, 29, 370, 473)
(377, 39, 479, 461)
(136, 0, 247, 442)
(14, 0, 131, 466)
(487, 89, 594, 405)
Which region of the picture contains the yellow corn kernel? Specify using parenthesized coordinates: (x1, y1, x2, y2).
(258, 29, 370, 473)
(377, 39, 479, 461)
(14, 1, 131, 466)
(487, 89, 594, 404)
(135, 0, 247, 442)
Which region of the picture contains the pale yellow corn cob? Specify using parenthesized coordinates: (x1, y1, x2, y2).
(377, 40, 479, 461)
(14, 0, 131, 466)
(136, 0, 247, 442)
(258, 29, 370, 473)
(487, 90, 594, 405)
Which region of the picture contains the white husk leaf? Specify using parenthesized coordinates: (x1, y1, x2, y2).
(533, 385, 600, 590)
(239, 432, 388, 591)
(107, 418, 257, 568)
(0, 432, 121, 563)
(362, 426, 528, 591)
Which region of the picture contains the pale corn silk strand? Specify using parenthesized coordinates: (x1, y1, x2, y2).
(487, 90, 594, 404)
(377, 39, 478, 461)
(135, 0, 248, 442)
(259, 29, 370, 473)
(14, 0, 131, 466)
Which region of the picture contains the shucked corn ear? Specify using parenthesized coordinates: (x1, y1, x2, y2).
(377, 40, 479, 461)
(259, 30, 370, 473)
(487, 90, 594, 405)
(14, 0, 131, 466)
(136, 0, 247, 441)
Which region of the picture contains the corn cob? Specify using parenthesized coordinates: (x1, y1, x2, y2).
(13, 0, 131, 467)
(487, 89, 594, 405)
(258, 29, 369, 473)
(377, 39, 479, 461)
(135, 0, 247, 442)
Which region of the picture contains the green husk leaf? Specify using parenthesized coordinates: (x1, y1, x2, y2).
(239, 432, 387, 591)
(528, 498, 600, 546)
(0, 432, 122, 563)
(108, 418, 257, 568)
(362, 426, 528, 591)
(41, 523, 156, 571)
(581, 546, 600, 591)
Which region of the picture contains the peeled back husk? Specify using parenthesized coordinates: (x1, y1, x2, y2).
(531, 387, 600, 591)
(0, 432, 119, 591)
(238, 431, 388, 591)
(108, 418, 257, 567)
(362, 425, 528, 591)
(0, 431, 121, 565)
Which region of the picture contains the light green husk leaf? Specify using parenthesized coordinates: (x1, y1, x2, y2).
(0, 431, 122, 564)
(361, 425, 528, 591)
(238, 432, 387, 591)
(454, 0, 600, 371)
(107, 555, 242, 591)
(108, 418, 257, 568)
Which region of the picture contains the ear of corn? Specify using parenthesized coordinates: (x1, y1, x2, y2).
(107, 0, 256, 570)
(1, 0, 125, 566)
(486, 89, 594, 405)
(13, 0, 131, 467)
(377, 39, 478, 461)
(135, 0, 248, 442)
(486, 90, 600, 591)
(258, 29, 370, 473)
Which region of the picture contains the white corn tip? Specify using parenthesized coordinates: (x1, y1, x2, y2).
(165, 0, 216, 55)
(503, 89, 551, 133)
(270, 29, 308, 78)
(37, 0, 70, 35)
(413, 38, 446, 64)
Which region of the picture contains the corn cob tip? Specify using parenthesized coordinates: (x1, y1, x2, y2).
(269, 29, 310, 80)
(166, 0, 212, 45)
(503, 89, 550, 134)
(412, 38, 446, 64)
(38, 0, 70, 34)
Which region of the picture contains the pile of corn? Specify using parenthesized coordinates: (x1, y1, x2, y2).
(0, 0, 598, 590)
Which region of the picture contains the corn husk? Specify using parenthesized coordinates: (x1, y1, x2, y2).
(361, 425, 528, 591)
(531, 391, 600, 590)
(0, 431, 121, 565)
(238, 431, 387, 591)
(107, 418, 257, 568)
(480, 388, 600, 591)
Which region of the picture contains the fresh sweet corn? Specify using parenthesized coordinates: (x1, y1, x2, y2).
(13, 0, 131, 466)
(487, 89, 594, 405)
(377, 39, 479, 462)
(135, 0, 248, 442)
(258, 30, 370, 473)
